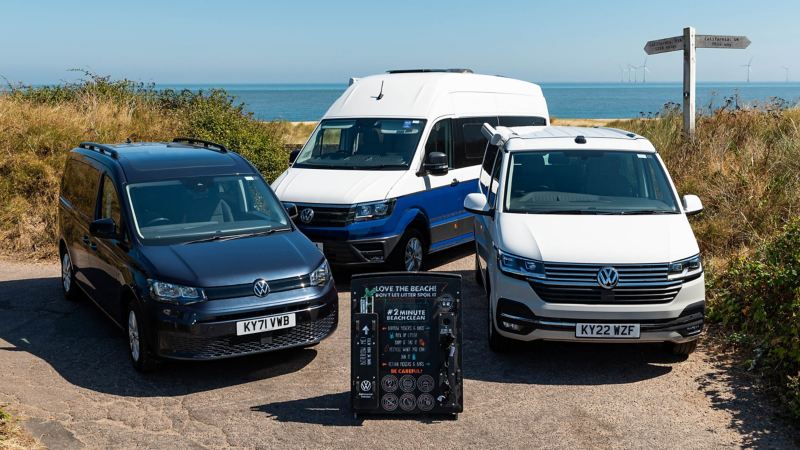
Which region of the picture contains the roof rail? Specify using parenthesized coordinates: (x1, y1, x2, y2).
(78, 142, 119, 159)
(597, 127, 638, 139)
(386, 68, 473, 74)
(172, 137, 228, 153)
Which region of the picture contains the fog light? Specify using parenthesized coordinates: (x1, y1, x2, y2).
(502, 321, 523, 332)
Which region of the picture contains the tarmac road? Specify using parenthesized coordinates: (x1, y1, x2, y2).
(0, 246, 796, 449)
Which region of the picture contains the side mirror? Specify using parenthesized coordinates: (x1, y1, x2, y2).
(464, 193, 493, 217)
(283, 202, 299, 220)
(682, 194, 703, 216)
(422, 152, 448, 176)
(89, 218, 118, 239)
(289, 149, 300, 164)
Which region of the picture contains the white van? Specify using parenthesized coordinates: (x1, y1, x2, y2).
(465, 125, 705, 355)
(272, 69, 549, 271)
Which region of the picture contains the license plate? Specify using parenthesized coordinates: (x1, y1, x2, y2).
(575, 323, 640, 339)
(236, 313, 296, 336)
(314, 242, 324, 251)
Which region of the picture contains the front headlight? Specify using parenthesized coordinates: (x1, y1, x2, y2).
(497, 249, 545, 279)
(148, 279, 206, 304)
(668, 254, 703, 280)
(353, 199, 395, 221)
(309, 260, 331, 286)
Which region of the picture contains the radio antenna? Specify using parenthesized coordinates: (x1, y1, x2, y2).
(376, 80, 384, 100)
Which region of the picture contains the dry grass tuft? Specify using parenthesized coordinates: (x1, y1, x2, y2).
(0, 407, 44, 450)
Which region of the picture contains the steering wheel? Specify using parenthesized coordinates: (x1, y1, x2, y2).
(145, 217, 172, 227)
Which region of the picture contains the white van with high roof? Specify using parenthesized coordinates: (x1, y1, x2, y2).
(272, 69, 549, 271)
(465, 125, 705, 355)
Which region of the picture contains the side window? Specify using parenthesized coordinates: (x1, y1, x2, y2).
(64, 159, 101, 219)
(424, 119, 452, 166)
(453, 116, 498, 169)
(487, 150, 503, 208)
(319, 128, 344, 156)
(99, 175, 122, 226)
(498, 116, 548, 127)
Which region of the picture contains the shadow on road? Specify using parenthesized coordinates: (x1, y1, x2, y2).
(0, 276, 318, 397)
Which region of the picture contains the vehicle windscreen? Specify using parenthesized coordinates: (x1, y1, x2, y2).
(504, 150, 680, 214)
(293, 118, 426, 170)
(127, 175, 291, 241)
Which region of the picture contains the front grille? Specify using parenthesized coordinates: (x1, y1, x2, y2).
(161, 311, 336, 359)
(295, 204, 354, 227)
(531, 262, 682, 304)
(205, 275, 311, 300)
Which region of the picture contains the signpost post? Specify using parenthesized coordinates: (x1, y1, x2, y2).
(644, 27, 751, 135)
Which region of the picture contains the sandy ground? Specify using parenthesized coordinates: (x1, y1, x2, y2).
(0, 248, 796, 449)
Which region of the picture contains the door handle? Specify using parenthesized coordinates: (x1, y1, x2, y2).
(450, 178, 460, 187)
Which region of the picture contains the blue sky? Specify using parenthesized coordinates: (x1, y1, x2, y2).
(1, 0, 797, 84)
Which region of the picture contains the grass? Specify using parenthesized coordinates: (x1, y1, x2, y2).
(0, 407, 42, 450)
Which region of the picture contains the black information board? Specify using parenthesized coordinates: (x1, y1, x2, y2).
(351, 272, 463, 417)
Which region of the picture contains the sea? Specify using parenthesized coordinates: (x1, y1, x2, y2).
(158, 82, 799, 121)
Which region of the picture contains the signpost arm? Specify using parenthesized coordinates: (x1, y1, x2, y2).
(683, 26, 696, 135)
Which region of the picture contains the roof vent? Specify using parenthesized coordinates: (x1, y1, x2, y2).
(575, 136, 587, 144)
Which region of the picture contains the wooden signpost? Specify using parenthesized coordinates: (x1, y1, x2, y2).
(645, 27, 751, 135)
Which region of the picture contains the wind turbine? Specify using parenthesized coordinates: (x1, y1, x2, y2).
(783, 66, 790, 83)
(640, 57, 650, 83)
(619, 65, 625, 83)
(741, 57, 753, 83)
(628, 64, 638, 83)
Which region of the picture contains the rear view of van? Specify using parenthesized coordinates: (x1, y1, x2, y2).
(272, 69, 549, 271)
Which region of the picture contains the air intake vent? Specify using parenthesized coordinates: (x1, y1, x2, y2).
(386, 68, 474, 74)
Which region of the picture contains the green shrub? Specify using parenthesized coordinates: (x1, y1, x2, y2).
(709, 219, 800, 418)
(0, 72, 288, 258)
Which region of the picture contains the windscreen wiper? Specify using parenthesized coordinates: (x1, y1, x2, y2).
(530, 210, 616, 215)
(618, 210, 678, 215)
(184, 227, 291, 244)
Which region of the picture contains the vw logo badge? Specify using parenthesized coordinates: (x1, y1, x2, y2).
(299, 208, 314, 224)
(253, 278, 270, 297)
(596, 266, 619, 289)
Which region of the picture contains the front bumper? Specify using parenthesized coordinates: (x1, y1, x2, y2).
(491, 270, 705, 344)
(151, 283, 339, 360)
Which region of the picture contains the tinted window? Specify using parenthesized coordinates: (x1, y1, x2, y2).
(453, 116, 498, 169)
(62, 158, 100, 218)
(498, 116, 548, 127)
(99, 175, 122, 226)
(424, 119, 452, 167)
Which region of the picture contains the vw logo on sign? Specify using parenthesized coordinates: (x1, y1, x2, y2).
(299, 208, 314, 224)
(596, 266, 619, 289)
(253, 279, 270, 297)
(360, 380, 372, 392)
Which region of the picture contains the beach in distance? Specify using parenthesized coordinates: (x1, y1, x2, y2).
(156, 82, 800, 122)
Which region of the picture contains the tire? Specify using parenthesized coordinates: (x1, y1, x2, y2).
(474, 251, 484, 287)
(60, 250, 80, 301)
(126, 301, 159, 372)
(669, 340, 698, 355)
(392, 228, 426, 272)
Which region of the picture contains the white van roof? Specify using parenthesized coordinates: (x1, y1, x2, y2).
(323, 71, 550, 121)
(490, 125, 656, 153)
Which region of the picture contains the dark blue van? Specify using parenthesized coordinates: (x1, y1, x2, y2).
(57, 138, 337, 371)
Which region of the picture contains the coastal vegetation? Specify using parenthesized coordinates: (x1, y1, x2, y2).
(0, 74, 797, 418)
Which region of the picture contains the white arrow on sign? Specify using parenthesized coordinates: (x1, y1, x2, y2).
(362, 325, 370, 335)
(645, 34, 750, 54)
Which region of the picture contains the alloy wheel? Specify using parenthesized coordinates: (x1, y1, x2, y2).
(128, 310, 141, 362)
(61, 252, 72, 293)
(404, 237, 423, 271)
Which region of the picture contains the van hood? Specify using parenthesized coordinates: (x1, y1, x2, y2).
(272, 168, 404, 204)
(496, 214, 699, 264)
(138, 231, 323, 287)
